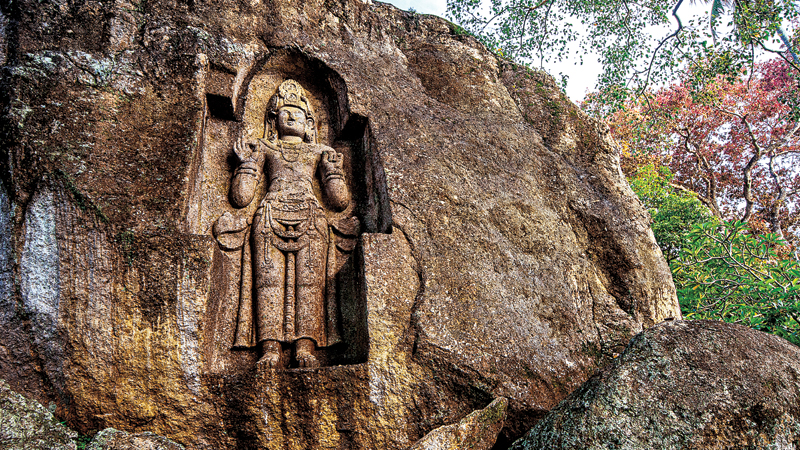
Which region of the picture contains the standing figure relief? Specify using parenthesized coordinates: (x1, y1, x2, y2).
(213, 80, 354, 369)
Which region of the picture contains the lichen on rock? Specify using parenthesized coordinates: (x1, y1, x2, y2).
(0, 378, 77, 450)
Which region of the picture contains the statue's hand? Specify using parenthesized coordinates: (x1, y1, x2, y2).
(234, 137, 266, 177)
(321, 150, 345, 178)
(320, 150, 349, 210)
(233, 136, 259, 162)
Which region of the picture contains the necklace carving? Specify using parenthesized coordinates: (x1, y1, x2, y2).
(280, 141, 302, 162)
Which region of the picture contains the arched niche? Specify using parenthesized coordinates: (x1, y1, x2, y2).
(192, 49, 390, 373)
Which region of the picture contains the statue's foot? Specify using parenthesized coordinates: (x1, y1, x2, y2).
(257, 340, 283, 369)
(297, 352, 319, 368)
(257, 352, 281, 368)
(295, 339, 320, 368)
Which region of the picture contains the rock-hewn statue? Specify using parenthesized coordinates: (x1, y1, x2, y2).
(221, 80, 350, 368)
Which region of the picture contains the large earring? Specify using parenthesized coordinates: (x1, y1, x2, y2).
(266, 117, 277, 141)
(305, 118, 316, 143)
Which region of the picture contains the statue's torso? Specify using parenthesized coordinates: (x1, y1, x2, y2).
(260, 141, 325, 206)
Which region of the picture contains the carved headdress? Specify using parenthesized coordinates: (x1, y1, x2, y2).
(265, 79, 317, 143)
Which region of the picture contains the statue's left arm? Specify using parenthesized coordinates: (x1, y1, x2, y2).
(320, 149, 350, 211)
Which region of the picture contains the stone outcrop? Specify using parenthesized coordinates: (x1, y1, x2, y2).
(0, 378, 77, 450)
(410, 397, 508, 450)
(0, 0, 680, 448)
(511, 320, 800, 449)
(86, 429, 185, 450)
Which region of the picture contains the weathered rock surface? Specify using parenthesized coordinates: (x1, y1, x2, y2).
(0, 378, 77, 450)
(410, 397, 508, 450)
(86, 428, 185, 450)
(0, 0, 680, 448)
(511, 320, 800, 449)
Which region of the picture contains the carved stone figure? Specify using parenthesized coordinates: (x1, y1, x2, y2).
(217, 80, 351, 368)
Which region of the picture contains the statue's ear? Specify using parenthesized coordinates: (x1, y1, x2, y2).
(306, 116, 315, 129)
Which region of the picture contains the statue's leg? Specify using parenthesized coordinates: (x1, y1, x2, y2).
(252, 218, 287, 366)
(294, 230, 327, 368)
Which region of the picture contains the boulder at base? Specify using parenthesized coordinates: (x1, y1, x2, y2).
(410, 397, 508, 450)
(511, 320, 800, 449)
(0, 378, 77, 450)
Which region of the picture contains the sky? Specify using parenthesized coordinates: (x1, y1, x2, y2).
(385, 0, 447, 15)
(381, 0, 710, 102)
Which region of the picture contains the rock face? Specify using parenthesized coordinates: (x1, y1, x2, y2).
(0, 0, 679, 448)
(0, 378, 77, 450)
(410, 397, 508, 450)
(511, 320, 800, 449)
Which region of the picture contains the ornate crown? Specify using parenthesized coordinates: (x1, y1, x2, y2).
(268, 79, 314, 119)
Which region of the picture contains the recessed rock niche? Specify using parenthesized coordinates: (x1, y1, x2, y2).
(187, 50, 391, 374)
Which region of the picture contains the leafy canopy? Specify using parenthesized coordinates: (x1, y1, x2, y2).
(608, 60, 800, 346)
(447, 0, 800, 106)
(586, 58, 800, 245)
(626, 165, 799, 346)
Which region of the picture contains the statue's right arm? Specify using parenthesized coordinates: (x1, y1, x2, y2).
(230, 138, 264, 208)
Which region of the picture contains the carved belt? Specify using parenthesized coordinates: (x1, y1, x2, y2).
(265, 200, 314, 252)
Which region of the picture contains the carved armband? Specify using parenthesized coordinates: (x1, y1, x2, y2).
(323, 169, 345, 184)
(235, 161, 261, 178)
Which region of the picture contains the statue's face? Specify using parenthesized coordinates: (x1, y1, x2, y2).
(276, 106, 309, 139)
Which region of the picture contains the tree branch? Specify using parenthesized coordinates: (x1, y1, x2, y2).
(632, 0, 686, 93)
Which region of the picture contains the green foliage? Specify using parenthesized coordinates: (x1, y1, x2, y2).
(628, 164, 712, 263)
(673, 220, 800, 345)
(75, 433, 94, 450)
(627, 165, 799, 346)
